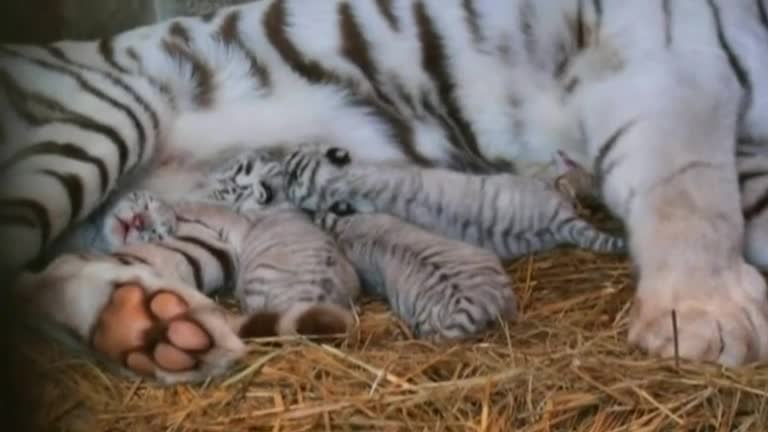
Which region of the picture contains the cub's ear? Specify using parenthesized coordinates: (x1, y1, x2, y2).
(324, 147, 351, 166)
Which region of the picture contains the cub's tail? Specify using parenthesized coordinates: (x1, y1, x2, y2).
(558, 217, 627, 254)
(238, 303, 355, 339)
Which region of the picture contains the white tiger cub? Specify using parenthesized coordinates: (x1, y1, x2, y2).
(284, 144, 625, 260)
(315, 205, 516, 341)
(16, 190, 359, 383)
(45, 147, 286, 260)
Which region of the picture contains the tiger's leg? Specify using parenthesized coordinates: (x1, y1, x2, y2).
(577, 59, 768, 366)
(14, 253, 246, 384)
(0, 45, 167, 274)
(0, 48, 248, 382)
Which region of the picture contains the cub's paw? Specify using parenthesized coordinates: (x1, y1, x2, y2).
(93, 283, 245, 384)
(238, 303, 355, 339)
(628, 262, 768, 367)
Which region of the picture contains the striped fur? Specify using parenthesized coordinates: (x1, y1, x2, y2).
(3, 0, 768, 372)
(315, 209, 516, 341)
(102, 194, 361, 337)
(285, 144, 626, 259)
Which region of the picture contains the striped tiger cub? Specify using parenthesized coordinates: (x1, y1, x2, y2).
(284, 144, 625, 259)
(16, 190, 359, 383)
(45, 147, 287, 258)
(315, 206, 516, 341)
(5, 0, 768, 376)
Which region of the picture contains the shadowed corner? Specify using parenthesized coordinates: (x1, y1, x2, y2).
(0, 1, 61, 428)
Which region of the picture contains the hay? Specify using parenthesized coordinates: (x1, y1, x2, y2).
(28, 243, 768, 432)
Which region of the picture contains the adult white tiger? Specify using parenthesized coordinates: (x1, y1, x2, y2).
(2, 0, 768, 382)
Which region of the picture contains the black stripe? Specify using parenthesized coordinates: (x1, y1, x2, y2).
(592, 0, 602, 42)
(707, 0, 752, 122)
(563, 77, 580, 95)
(0, 47, 147, 172)
(39, 169, 83, 222)
(338, 2, 399, 110)
(662, 0, 673, 47)
(413, 1, 483, 161)
(554, 41, 571, 78)
(0, 68, 129, 175)
(265, 0, 420, 164)
(0, 198, 51, 249)
(162, 39, 215, 108)
(374, 0, 399, 32)
(339, 3, 385, 97)
(2, 141, 108, 195)
(593, 120, 636, 184)
(111, 252, 151, 266)
(738, 170, 768, 187)
(218, 11, 272, 88)
(156, 244, 204, 291)
(653, 162, 717, 193)
(98, 37, 129, 73)
(519, 0, 536, 57)
(576, 0, 586, 49)
(175, 215, 219, 234)
(44, 44, 159, 137)
(168, 21, 192, 45)
(176, 235, 237, 291)
(348, 96, 430, 166)
(758, 0, 768, 32)
(462, 0, 483, 46)
(745, 189, 768, 219)
(264, 0, 346, 85)
(125, 47, 177, 106)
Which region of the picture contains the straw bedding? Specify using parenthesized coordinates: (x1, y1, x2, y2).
(26, 212, 768, 431)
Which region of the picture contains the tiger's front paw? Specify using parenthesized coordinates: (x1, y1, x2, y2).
(628, 261, 768, 367)
(93, 283, 245, 384)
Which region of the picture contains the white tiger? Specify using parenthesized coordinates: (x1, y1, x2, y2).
(2, 0, 768, 382)
(283, 144, 626, 258)
(314, 204, 517, 341)
(15, 190, 360, 383)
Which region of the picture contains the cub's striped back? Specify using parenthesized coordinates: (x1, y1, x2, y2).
(316, 208, 516, 341)
(285, 144, 626, 260)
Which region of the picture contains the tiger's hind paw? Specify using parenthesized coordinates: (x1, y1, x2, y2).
(92, 283, 246, 384)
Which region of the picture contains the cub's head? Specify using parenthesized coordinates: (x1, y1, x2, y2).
(102, 191, 177, 250)
(283, 143, 353, 212)
(206, 148, 287, 213)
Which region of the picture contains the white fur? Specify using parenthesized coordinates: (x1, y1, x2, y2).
(5, 0, 768, 373)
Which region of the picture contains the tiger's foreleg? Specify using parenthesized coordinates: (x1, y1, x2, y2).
(14, 253, 247, 385)
(578, 61, 768, 366)
(0, 48, 249, 382)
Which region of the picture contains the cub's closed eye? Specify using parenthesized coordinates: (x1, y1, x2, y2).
(258, 181, 274, 204)
(325, 147, 351, 166)
(329, 201, 355, 216)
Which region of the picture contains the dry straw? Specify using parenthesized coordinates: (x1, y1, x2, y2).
(28, 212, 768, 431)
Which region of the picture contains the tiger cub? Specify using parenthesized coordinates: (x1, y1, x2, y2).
(17, 190, 359, 383)
(111, 191, 360, 335)
(314, 205, 516, 342)
(135, 146, 289, 217)
(284, 144, 626, 260)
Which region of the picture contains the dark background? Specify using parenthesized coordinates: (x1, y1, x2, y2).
(1, 1, 64, 430)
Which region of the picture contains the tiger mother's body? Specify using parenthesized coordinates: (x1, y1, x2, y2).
(2, 0, 768, 382)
